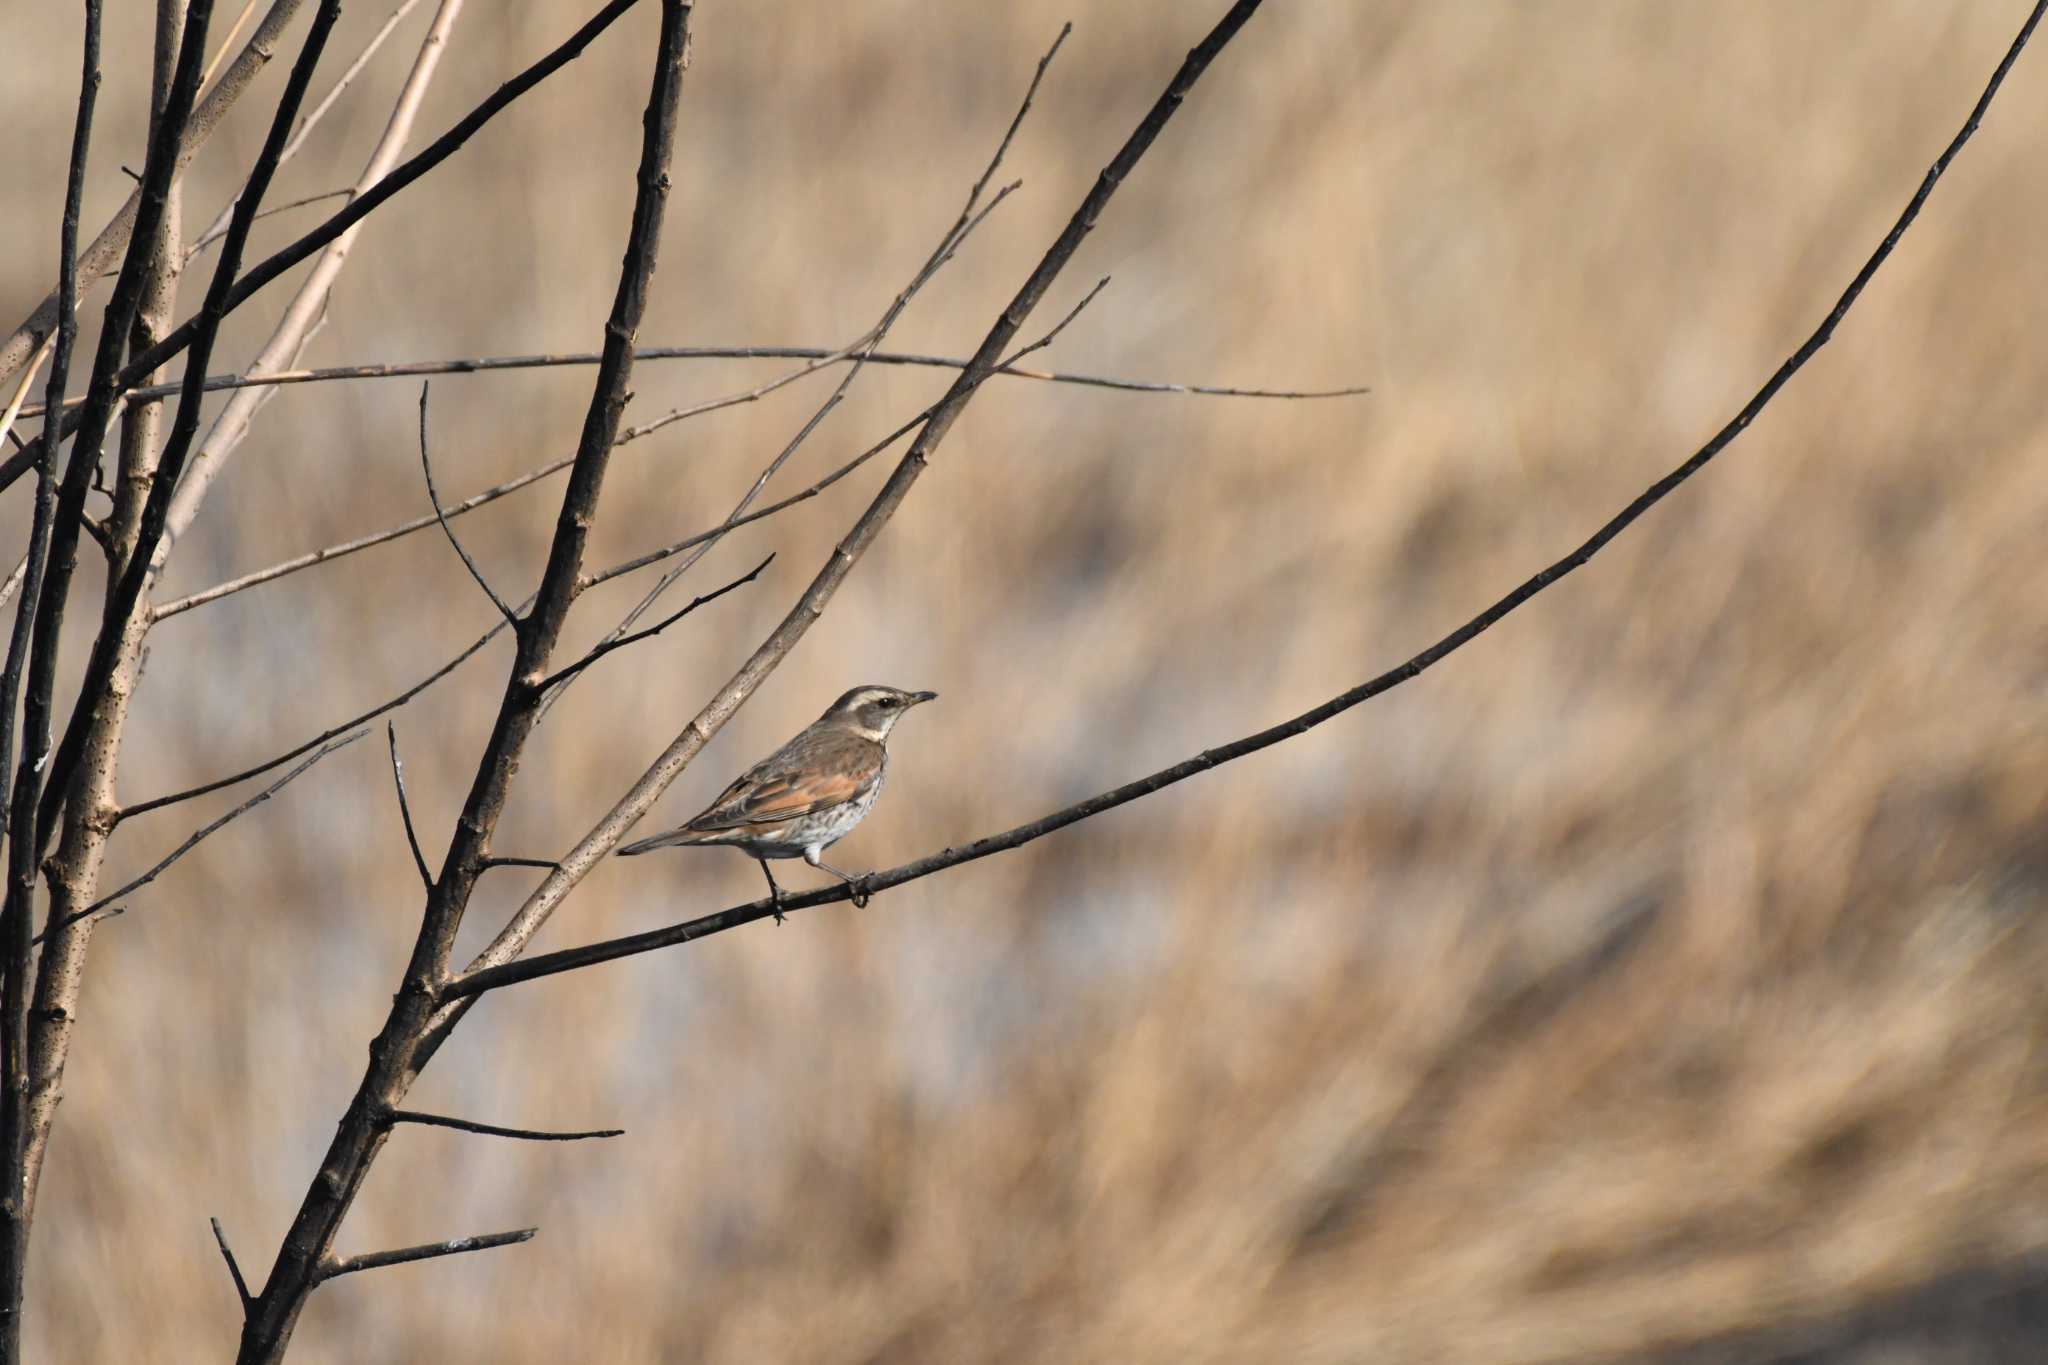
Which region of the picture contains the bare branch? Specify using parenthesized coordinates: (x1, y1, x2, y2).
(417, 382, 519, 627)
(388, 1110, 622, 1142)
(39, 731, 367, 938)
(317, 1228, 536, 1282)
(386, 724, 432, 892)
(2, 7, 105, 1334)
(448, 0, 2048, 1003)
(535, 553, 773, 695)
(211, 1217, 253, 1313)
(0, 559, 25, 619)
(478, 857, 557, 872)
(0, 337, 55, 459)
(1001, 275, 1110, 367)
(19, 345, 1370, 425)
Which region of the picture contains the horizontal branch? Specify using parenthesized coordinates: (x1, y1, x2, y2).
(388, 1110, 622, 1142)
(18, 344, 1367, 422)
(317, 1227, 535, 1281)
(446, 0, 2047, 1001)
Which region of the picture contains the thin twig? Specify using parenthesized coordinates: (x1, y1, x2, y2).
(0, 335, 56, 456)
(449, 0, 2048, 1002)
(1002, 275, 1110, 367)
(17, 345, 1368, 423)
(43, 730, 365, 936)
(317, 1228, 536, 1281)
(535, 553, 772, 695)
(0, 558, 26, 618)
(211, 1217, 253, 1312)
(418, 381, 519, 627)
(478, 856, 557, 871)
(387, 723, 432, 890)
(388, 1110, 622, 1141)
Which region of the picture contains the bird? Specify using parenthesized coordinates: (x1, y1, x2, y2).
(617, 684, 937, 918)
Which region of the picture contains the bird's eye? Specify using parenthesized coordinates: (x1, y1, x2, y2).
(878, 696, 899, 708)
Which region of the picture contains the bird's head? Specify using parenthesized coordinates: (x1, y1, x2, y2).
(821, 684, 938, 741)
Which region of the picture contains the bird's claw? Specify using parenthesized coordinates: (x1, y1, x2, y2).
(849, 876, 873, 909)
(769, 889, 786, 926)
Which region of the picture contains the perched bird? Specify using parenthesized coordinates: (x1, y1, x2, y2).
(618, 684, 938, 916)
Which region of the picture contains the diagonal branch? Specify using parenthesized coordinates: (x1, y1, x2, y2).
(417, 381, 519, 628)
(447, 0, 2048, 1004)
(317, 1228, 535, 1282)
(40, 729, 366, 940)
(211, 1217, 254, 1313)
(388, 1110, 622, 1142)
(386, 724, 432, 891)
(534, 553, 772, 695)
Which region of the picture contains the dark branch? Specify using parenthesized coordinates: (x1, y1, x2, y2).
(317, 1228, 537, 1282)
(479, 857, 558, 872)
(448, 0, 2048, 1000)
(535, 553, 772, 695)
(1000, 274, 1110, 369)
(418, 382, 519, 627)
(388, 1110, 622, 1142)
(386, 724, 432, 891)
(1, 6, 105, 1334)
(211, 1218, 253, 1313)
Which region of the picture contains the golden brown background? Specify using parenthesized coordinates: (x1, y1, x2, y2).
(5, 2, 2048, 1359)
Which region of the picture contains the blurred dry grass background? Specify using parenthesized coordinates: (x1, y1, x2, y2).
(5, 1, 2048, 1359)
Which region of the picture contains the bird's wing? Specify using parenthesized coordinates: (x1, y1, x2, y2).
(685, 731, 883, 830)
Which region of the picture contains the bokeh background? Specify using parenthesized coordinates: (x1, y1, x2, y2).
(5, 2, 2048, 1359)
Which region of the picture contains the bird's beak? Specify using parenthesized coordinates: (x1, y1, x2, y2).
(910, 690, 938, 705)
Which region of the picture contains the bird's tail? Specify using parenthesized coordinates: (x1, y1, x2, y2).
(617, 825, 719, 856)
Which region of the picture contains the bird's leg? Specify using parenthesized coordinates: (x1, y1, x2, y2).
(807, 851, 871, 909)
(757, 859, 787, 925)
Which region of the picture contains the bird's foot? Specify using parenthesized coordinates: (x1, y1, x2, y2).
(849, 875, 873, 910)
(769, 888, 787, 926)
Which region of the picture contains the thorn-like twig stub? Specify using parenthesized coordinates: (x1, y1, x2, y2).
(318, 1227, 539, 1282)
(211, 1217, 253, 1312)
(387, 722, 434, 891)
